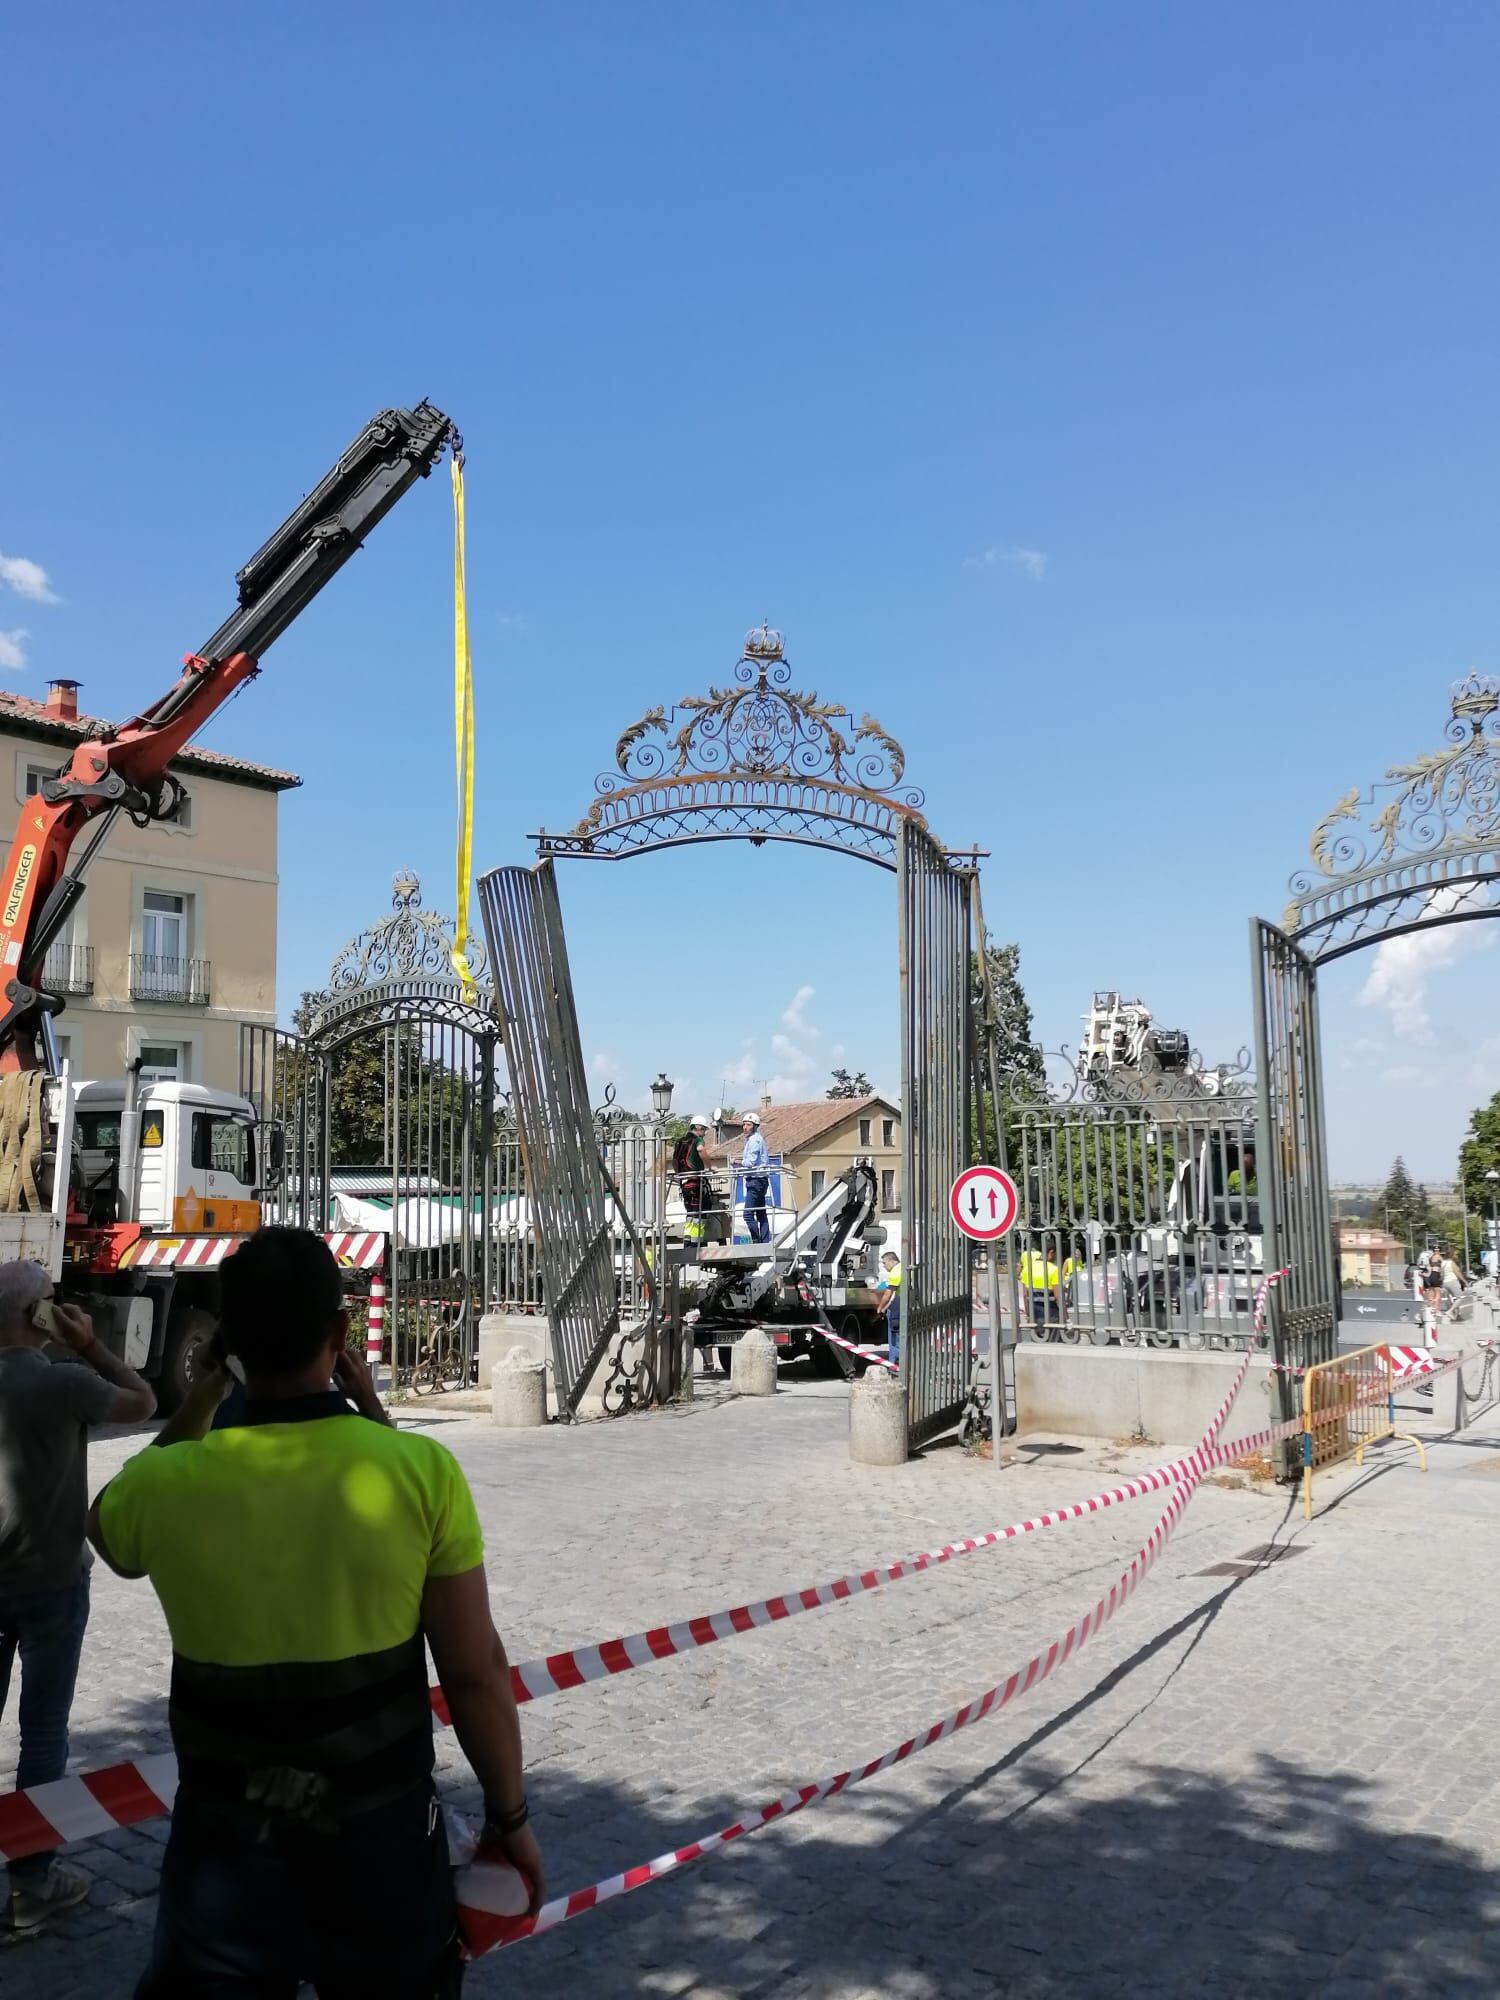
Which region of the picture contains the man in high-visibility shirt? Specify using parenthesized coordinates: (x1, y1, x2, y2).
(88, 1227, 544, 1996)
(874, 1251, 902, 1367)
(1018, 1241, 1060, 1331)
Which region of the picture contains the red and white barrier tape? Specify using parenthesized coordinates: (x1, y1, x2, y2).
(458, 1332, 1266, 1954)
(8, 1285, 1461, 1881)
(0, 1331, 1294, 1866)
(810, 1319, 898, 1374)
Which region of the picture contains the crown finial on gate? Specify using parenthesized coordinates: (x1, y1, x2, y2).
(392, 871, 421, 910)
(1450, 671, 1500, 732)
(744, 622, 784, 663)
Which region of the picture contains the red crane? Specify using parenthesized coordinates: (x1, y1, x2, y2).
(0, 402, 459, 1072)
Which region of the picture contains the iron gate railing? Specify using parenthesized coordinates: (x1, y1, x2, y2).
(898, 820, 977, 1446)
(240, 875, 499, 1390)
(1000, 1093, 1263, 1349)
(479, 860, 638, 1413)
(1251, 916, 1336, 1400)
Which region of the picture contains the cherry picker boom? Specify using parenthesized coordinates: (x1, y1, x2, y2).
(0, 400, 459, 1073)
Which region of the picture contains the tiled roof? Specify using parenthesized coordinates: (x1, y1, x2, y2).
(0, 690, 301, 792)
(705, 1093, 898, 1162)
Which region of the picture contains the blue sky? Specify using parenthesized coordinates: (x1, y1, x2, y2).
(4, 3, 1498, 1179)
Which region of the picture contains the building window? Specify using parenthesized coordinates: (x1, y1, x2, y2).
(23, 762, 54, 800)
(135, 891, 208, 1002)
(881, 1170, 897, 1211)
(858, 1118, 871, 1147)
(139, 1042, 185, 1084)
(809, 1169, 826, 1199)
(881, 1118, 894, 1148)
(142, 889, 186, 963)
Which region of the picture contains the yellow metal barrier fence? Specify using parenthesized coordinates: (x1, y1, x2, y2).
(1301, 1340, 1427, 1520)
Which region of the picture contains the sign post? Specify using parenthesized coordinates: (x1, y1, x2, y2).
(949, 1166, 1019, 1471)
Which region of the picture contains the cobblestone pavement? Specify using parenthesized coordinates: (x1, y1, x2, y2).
(6, 1350, 1500, 1997)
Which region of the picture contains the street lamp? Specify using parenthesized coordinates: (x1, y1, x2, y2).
(650, 1072, 674, 1119)
(1486, 1169, 1499, 1274)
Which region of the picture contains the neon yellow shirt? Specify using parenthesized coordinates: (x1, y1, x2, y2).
(99, 1403, 482, 1668)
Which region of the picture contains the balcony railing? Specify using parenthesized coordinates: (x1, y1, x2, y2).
(130, 954, 211, 1006)
(43, 943, 93, 996)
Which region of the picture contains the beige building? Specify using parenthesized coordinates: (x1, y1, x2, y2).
(1337, 1223, 1406, 1292)
(707, 1093, 902, 1217)
(0, 680, 298, 1092)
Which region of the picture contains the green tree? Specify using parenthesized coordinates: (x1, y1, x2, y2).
(972, 939, 1046, 1163)
(1376, 1155, 1429, 1255)
(281, 996, 469, 1168)
(826, 1068, 873, 1099)
(1459, 1084, 1500, 1226)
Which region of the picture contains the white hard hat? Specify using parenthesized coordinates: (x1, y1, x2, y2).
(690, 1114, 709, 1129)
(742, 1111, 761, 1125)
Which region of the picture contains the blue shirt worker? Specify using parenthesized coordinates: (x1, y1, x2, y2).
(875, 1251, 903, 1367)
(739, 1111, 771, 1245)
(87, 1227, 544, 1998)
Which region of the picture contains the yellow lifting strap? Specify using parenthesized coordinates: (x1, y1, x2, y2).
(450, 451, 477, 1000)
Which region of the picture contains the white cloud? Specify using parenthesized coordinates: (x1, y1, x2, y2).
(720, 1046, 758, 1091)
(780, 984, 817, 1035)
(1358, 892, 1495, 1039)
(1379, 1065, 1430, 1086)
(0, 555, 59, 605)
(589, 1050, 622, 1081)
(765, 1071, 814, 1101)
(770, 1032, 816, 1076)
(965, 544, 1048, 581)
(496, 612, 529, 633)
(0, 630, 28, 672)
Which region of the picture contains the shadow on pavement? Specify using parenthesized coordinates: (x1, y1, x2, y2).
(8, 1600, 1499, 1998)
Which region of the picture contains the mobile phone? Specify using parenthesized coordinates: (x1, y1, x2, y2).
(30, 1299, 58, 1335)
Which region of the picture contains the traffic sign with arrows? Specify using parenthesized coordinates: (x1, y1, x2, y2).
(948, 1165, 1019, 1241)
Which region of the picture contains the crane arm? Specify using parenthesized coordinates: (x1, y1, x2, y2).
(0, 401, 458, 1071)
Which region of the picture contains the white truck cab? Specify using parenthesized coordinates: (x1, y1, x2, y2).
(72, 1078, 260, 1230)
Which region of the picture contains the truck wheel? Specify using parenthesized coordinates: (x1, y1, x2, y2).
(161, 1307, 218, 1415)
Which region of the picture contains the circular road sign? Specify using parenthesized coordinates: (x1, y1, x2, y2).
(949, 1165, 1019, 1242)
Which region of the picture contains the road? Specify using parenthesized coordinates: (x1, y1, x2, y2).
(10, 1364, 1500, 1997)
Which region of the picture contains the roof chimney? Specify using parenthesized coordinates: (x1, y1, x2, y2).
(45, 680, 81, 721)
(760, 1090, 772, 1113)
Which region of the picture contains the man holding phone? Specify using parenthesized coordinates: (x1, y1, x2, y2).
(88, 1227, 542, 1996)
(0, 1259, 156, 1931)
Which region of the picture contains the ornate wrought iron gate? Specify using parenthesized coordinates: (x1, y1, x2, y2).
(241, 875, 497, 1387)
(477, 860, 628, 1413)
(898, 821, 978, 1446)
(1250, 917, 1336, 1396)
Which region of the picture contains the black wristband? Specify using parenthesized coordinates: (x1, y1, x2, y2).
(483, 1796, 528, 1838)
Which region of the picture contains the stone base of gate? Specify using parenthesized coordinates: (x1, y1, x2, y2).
(476, 1312, 661, 1420)
(1014, 1345, 1277, 1449)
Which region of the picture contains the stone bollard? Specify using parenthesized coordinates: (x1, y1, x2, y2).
(849, 1370, 908, 1466)
(731, 1328, 778, 1397)
(491, 1357, 547, 1429)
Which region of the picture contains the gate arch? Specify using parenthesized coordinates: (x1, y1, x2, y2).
(481, 624, 987, 1445)
(1254, 672, 1500, 1385)
(242, 873, 499, 1388)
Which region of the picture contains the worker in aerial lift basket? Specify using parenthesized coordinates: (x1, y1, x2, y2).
(738, 1111, 771, 1245)
(673, 1116, 711, 1242)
